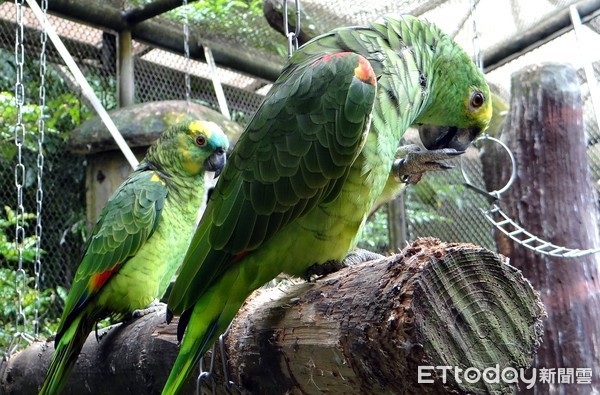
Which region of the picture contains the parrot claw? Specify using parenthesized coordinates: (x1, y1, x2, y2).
(94, 323, 114, 343)
(130, 300, 164, 320)
(304, 249, 385, 280)
(394, 144, 463, 185)
(342, 248, 385, 266)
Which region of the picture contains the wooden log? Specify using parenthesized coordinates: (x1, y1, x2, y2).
(0, 239, 544, 394)
(483, 63, 600, 393)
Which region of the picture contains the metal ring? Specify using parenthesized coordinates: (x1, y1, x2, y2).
(460, 135, 517, 199)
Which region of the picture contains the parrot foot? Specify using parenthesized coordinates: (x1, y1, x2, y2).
(130, 300, 163, 320)
(394, 144, 463, 184)
(305, 248, 385, 280)
(94, 323, 114, 343)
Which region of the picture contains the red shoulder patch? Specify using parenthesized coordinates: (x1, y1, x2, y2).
(353, 56, 376, 85)
(89, 264, 121, 291)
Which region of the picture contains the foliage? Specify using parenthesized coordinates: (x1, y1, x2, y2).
(357, 177, 465, 252)
(0, 50, 94, 162)
(405, 180, 463, 226)
(357, 208, 389, 253)
(0, 268, 65, 351)
(0, 206, 65, 351)
(0, 206, 37, 264)
(166, 0, 287, 58)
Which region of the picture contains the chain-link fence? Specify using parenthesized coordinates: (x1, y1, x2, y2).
(1, 0, 600, 356)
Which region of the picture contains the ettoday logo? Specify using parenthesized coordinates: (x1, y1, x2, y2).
(418, 365, 593, 389)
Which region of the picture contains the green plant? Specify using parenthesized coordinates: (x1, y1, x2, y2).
(357, 208, 389, 252)
(0, 206, 65, 351)
(0, 90, 92, 161)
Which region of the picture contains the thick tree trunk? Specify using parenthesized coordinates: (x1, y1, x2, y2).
(482, 63, 600, 393)
(1, 239, 544, 394)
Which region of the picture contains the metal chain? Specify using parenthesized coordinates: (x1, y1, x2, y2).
(12, 0, 29, 353)
(33, 0, 49, 338)
(462, 136, 600, 258)
(183, 0, 191, 108)
(195, 324, 235, 395)
(283, 0, 301, 58)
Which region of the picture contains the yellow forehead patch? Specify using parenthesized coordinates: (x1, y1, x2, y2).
(189, 120, 213, 140)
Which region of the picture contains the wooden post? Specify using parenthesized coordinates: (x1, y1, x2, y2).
(118, 29, 135, 108)
(490, 63, 600, 393)
(1, 239, 544, 394)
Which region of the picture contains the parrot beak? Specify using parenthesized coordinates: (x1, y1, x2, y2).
(417, 125, 482, 152)
(204, 147, 226, 178)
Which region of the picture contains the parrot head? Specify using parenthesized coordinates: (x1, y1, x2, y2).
(415, 53, 492, 152)
(405, 22, 493, 152)
(147, 120, 229, 177)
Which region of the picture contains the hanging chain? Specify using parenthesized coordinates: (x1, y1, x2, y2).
(195, 324, 235, 395)
(11, 0, 30, 353)
(183, 0, 191, 108)
(462, 136, 600, 258)
(33, 0, 49, 337)
(283, 0, 301, 58)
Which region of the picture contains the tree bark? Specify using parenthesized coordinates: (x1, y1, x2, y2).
(482, 63, 600, 393)
(1, 239, 544, 394)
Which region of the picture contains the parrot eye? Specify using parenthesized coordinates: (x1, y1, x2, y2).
(195, 135, 207, 147)
(470, 91, 485, 109)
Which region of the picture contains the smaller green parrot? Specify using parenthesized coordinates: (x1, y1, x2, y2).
(39, 120, 229, 395)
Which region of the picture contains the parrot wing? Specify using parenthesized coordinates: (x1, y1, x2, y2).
(168, 52, 377, 316)
(55, 168, 168, 343)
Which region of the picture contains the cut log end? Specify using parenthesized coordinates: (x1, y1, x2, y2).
(225, 238, 545, 395)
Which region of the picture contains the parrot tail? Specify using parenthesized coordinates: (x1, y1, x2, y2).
(162, 264, 253, 395)
(39, 309, 96, 395)
(161, 314, 221, 395)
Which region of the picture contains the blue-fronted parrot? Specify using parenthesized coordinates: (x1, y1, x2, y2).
(162, 15, 492, 393)
(39, 120, 229, 395)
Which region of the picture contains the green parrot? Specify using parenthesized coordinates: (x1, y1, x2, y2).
(39, 120, 229, 395)
(162, 15, 492, 394)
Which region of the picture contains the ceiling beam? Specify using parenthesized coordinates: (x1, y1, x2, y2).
(123, 0, 190, 25)
(36, 0, 282, 81)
